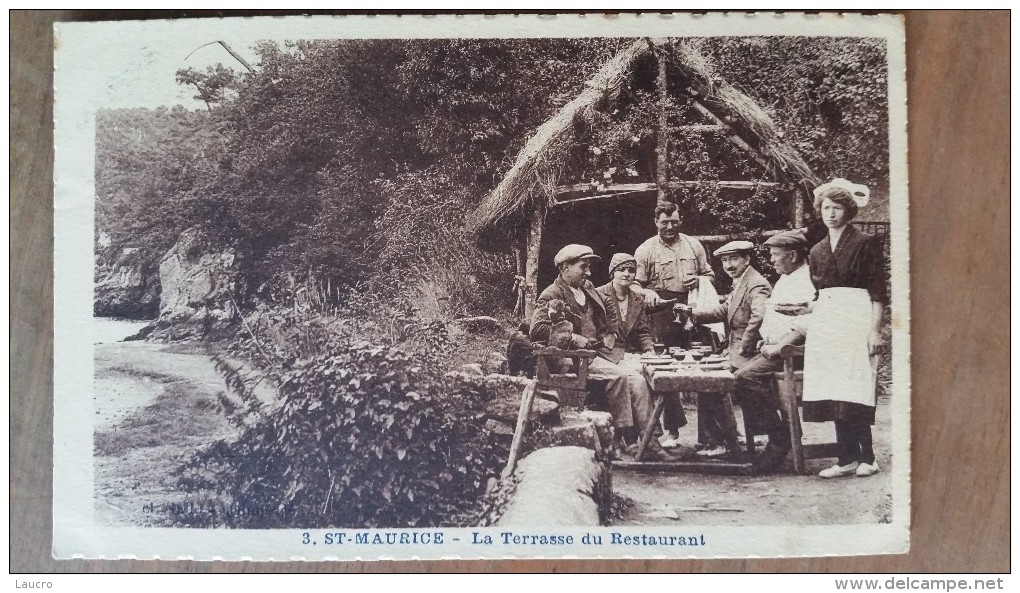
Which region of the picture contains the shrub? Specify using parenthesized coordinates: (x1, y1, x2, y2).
(177, 339, 510, 528)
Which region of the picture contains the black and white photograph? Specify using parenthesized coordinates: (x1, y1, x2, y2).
(53, 13, 910, 560)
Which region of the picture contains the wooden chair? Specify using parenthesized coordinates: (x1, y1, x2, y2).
(533, 346, 598, 409)
(773, 344, 839, 474)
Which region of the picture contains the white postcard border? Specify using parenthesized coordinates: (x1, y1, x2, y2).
(53, 12, 910, 560)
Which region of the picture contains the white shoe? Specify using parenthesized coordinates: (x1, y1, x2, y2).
(696, 445, 728, 457)
(818, 462, 859, 479)
(659, 437, 682, 449)
(855, 461, 881, 477)
(658, 432, 679, 447)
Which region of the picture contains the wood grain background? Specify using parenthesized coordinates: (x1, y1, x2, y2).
(10, 10, 1009, 573)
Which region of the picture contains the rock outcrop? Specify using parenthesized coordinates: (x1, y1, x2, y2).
(447, 372, 561, 429)
(94, 244, 160, 319)
(496, 447, 612, 527)
(134, 226, 242, 342)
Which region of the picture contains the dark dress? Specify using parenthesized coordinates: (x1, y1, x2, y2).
(802, 225, 887, 424)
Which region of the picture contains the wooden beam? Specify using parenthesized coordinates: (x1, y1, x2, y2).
(523, 200, 546, 320)
(553, 191, 653, 208)
(675, 180, 778, 190)
(656, 51, 670, 203)
(676, 124, 726, 133)
(557, 182, 656, 195)
(793, 185, 810, 228)
(612, 460, 752, 475)
(686, 97, 771, 170)
(501, 379, 538, 480)
(512, 245, 526, 317)
(553, 180, 780, 205)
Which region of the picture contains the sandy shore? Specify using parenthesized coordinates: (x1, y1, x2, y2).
(93, 334, 237, 526)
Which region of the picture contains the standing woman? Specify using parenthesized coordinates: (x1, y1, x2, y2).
(802, 178, 887, 479)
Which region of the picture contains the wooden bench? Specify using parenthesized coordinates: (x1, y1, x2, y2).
(774, 344, 839, 474)
(533, 346, 598, 409)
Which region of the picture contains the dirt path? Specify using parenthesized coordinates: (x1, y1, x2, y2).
(613, 394, 893, 526)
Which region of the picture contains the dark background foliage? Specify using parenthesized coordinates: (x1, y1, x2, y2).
(93, 35, 891, 529)
(96, 37, 888, 312)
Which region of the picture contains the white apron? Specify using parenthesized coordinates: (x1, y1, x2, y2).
(802, 287, 877, 407)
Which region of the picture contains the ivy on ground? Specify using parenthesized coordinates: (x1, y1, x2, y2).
(178, 340, 510, 528)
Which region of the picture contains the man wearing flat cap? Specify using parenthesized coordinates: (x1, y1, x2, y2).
(531, 245, 676, 461)
(733, 229, 817, 474)
(677, 240, 772, 457)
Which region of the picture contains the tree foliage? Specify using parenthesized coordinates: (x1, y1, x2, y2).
(96, 36, 889, 313)
(95, 107, 229, 278)
(701, 37, 890, 214)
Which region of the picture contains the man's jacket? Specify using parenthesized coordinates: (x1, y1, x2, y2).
(693, 266, 772, 368)
(530, 275, 619, 355)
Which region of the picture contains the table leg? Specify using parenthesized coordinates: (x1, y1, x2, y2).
(636, 394, 667, 461)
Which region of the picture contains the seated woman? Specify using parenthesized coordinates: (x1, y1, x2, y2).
(595, 253, 685, 457)
(531, 246, 676, 462)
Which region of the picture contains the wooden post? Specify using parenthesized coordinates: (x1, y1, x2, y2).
(792, 185, 809, 227)
(512, 245, 526, 317)
(656, 50, 670, 204)
(524, 199, 546, 321)
(501, 379, 538, 480)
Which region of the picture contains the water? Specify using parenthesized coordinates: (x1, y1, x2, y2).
(93, 317, 152, 344)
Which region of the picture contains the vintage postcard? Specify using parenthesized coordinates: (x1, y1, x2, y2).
(53, 13, 910, 560)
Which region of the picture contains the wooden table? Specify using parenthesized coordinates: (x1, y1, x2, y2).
(621, 358, 750, 473)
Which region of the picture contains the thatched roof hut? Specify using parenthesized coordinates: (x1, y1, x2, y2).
(468, 38, 819, 317)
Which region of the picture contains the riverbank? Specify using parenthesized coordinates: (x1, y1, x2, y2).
(93, 325, 237, 526)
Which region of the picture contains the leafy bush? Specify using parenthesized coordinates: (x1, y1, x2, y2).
(177, 339, 510, 528)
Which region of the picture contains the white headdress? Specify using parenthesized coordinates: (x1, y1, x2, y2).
(813, 178, 870, 208)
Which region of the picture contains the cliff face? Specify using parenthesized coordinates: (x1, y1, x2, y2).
(94, 245, 161, 320)
(134, 226, 242, 342)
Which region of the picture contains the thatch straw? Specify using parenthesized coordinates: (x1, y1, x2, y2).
(468, 38, 653, 250)
(468, 39, 820, 251)
(666, 42, 820, 187)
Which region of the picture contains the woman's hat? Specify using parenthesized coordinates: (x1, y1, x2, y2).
(813, 178, 870, 208)
(608, 253, 637, 275)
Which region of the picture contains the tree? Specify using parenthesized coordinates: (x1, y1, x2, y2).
(176, 64, 239, 112)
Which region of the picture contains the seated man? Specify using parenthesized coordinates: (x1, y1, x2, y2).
(733, 230, 815, 474)
(678, 240, 772, 457)
(530, 245, 675, 461)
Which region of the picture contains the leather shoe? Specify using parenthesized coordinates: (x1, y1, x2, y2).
(855, 461, 880, 477)
(751, 445, 789, 475)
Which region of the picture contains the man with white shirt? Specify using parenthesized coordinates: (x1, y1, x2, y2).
(632, 202, 715, 445)
(733, 229, 816, 474)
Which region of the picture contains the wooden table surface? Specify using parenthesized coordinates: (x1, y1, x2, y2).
(642, 360, 735, 393)
(11, 10, 1010, 573)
